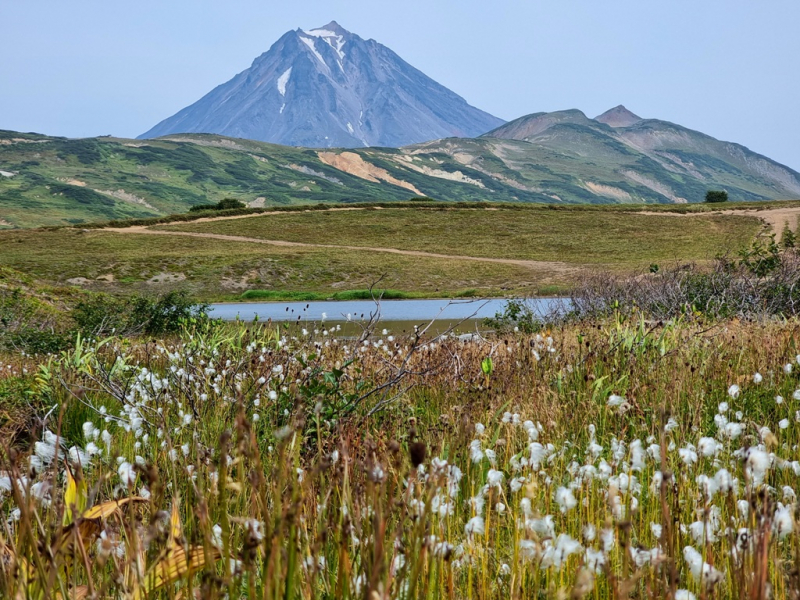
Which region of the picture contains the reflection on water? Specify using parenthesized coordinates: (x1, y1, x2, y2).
(208, 297, 565, 323)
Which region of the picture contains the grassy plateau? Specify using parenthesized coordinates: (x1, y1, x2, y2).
(0, 203, 773, 301)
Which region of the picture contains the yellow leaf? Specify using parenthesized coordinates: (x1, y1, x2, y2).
(145, 545, 218, 592)
(57, 497, 148, 556)
(82, 496, 147, 520)
(63, 466, 87, 527)
(57, 517, 102, 557)
(170, 496, 182, 543)
(56, 585, 90, 600)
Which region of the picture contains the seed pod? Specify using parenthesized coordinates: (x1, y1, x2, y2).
(409, 441, 427, 468)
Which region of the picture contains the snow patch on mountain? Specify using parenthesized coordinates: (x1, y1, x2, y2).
(299, 36, 327, 67)
(304, 28, 337, 37)
(304, 28, 346, 58)
(277, 68, 292, 96)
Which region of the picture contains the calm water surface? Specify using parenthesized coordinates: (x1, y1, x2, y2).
(208, 298, 565, 323)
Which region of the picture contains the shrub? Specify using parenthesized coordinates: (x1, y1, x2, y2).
(188, 204, 219, 212)
(216, 198, 247, 210)
(782, 224, 796, 249)
(0, 285, 71, 354)
(484, 299, 546, 334)
(705, 190, 728, 203)
(569, 243, 800, 321)
(71, 291, 209, 337)
(187, 198, 247, 213)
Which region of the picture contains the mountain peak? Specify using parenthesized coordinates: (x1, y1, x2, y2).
(316, 20, 348, 34)
(302, 21, 351, 38)
(139, 23, 503, 147)
(482, 108, 596, 141)
(595, 105, 642, 128)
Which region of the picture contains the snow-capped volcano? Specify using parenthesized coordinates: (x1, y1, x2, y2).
(139, 21, 504, 147)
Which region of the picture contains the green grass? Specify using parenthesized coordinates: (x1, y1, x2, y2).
(0, 227, 554, 301)
(240, 288, 417, 301)
(158, 206, 764, 265)
(0, 205, 768, 301)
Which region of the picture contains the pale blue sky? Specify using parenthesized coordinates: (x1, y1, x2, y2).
(2, 1, 799, 169)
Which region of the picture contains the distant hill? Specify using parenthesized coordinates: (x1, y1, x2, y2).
(2, 104, 800, 228)
(139, 21, 504, 148)
(479, 107, 800, 203)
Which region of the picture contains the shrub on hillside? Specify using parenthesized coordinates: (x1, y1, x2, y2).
(0, 284, 72, 354)
(216, 198, 247, 210)
(705, 189, 728, 203)
(188, 198, 248, 212)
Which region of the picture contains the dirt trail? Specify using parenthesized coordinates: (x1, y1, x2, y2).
(104, 226, 581, 274)
(635, 206, 800, 240)
(100, 204, 796, 273)
(174, 206, 370, 225)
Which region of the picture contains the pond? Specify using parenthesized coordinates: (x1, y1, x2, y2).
(208, 297, 566, 323)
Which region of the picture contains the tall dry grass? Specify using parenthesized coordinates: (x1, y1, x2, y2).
(1, 314, 800, 599)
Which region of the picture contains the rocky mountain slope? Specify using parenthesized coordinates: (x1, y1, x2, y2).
(139, 21, 503, 148)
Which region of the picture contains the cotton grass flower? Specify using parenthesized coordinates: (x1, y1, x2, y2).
(650, 523, 662, 539)
(118, 461, 136, 486)
(683, 546, 724, 586)
(697, 437, 719, 457)
(774, 503, 794, 538)
(486, 469, 504, 489)
(746, 448, 771, 485)
(465, 516, 485, 537)
(607, 394, 626, 407)
(540, 534, 581, 571)
(555, 487, 577, 513)
(679, 444, 698, 466)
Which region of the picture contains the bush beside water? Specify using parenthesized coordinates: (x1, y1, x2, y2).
(0, 278, 208, 353)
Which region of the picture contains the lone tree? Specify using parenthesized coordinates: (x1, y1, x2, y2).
(705, 190, 728, 203)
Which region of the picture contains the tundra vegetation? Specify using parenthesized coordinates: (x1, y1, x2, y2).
(0, 204, 774, 301)
(3, 238, 800, 599)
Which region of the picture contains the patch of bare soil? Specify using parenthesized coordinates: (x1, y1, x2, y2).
(635, 206, 800, 240)
(146, 272, 187, 284)
(317, 151, 422, 194)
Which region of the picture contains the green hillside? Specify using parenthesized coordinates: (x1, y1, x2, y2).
(2, 109, 799, 228)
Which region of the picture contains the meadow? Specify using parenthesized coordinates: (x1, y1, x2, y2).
(2, 312, 800, 599)
(155, 206, 760, 264)
(0, 204, 768, 301)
